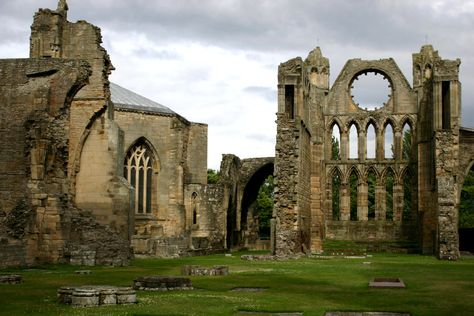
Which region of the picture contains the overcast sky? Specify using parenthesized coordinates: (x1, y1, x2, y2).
(1, 0, 473, 169)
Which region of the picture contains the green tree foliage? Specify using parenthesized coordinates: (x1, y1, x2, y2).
(332, 136, 340, 160)
(255, 176, 273, 237)
(332, 171, 341, 220)
(402, 129, 412, 161)
(403, 172, 412, 221)
(460, 168, 474, 228)
(331, 136, 341, 220)
(401, 129, 413, 221)
(349, 171, 358, 221)
(207, 169, 219, 184)
(385, 170, 394, 220)
(368, 171, 376, 219)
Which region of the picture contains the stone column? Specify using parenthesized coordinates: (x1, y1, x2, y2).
(358, 182, 368, 221)
(376, 129, 384, 161)
(394, 128, 402, 161)
(375, 183, 386, 220)
(393, 183, 404, 222)
(341, 129, 349, 161)
(340, 182, 350, 220)
(359, 130, 366, 161)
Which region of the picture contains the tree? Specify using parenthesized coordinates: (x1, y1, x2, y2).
(207, 169, 219, 184)
(331, 136, 341, 220)
(368, 171, 376, 219)
(460, 168, 474, 228)
(332, 171, 341, 220)
(349, 171, 358, 221)
(255, 176, 273, 237)
(385, 170, 394, 220)
(332, 136, 340, 160)
(402, 129, 412, 161)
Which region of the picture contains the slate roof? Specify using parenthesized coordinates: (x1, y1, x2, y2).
(110, 82, 176, 115)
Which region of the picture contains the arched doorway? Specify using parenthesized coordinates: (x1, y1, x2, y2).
(460, 164, 474, 254)
(240, 162, 274, 250)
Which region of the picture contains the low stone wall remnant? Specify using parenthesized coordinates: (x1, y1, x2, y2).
(57, 285, 136, 307)
(181, 265, 229, 276)
(0, 274, 22, 284)
(133, 276, 193, 291)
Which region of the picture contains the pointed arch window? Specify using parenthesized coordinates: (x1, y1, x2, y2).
(366, 123, 376, 159)
(349, 170, 358, 221)
(349, 124, 358, 159)
(385, 169, 394, 221)
(402, 123, 412, 161)
(124, 142, 154, 214)
(192, 192, 198, 225)
(384, 123, 394, 159)
(331, 169, 342, 220)
(367, 169, 376, 220)
(331, 123, 341, 160)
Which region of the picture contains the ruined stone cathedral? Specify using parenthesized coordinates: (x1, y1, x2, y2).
(273, 46, 474, 260)
(1, 1, 473, 267)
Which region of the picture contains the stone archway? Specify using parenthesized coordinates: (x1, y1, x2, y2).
(459, 128, 474, 255)
(239, 160, 274, 249)
(217, 157, 274, 250)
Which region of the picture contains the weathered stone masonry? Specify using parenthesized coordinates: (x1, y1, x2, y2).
(273, 45, 472, 259)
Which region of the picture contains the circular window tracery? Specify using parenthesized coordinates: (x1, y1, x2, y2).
(350, 71, 392, 111)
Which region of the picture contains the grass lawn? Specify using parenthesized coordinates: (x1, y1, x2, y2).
(0, 252, 473, 315)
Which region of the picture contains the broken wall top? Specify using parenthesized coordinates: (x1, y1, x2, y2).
(30, 3, 113, 100)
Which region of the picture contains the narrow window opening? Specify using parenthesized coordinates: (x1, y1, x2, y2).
(442, 81, 451, 129)
(367, 123, 376, 159)
(385, 169, 394, 221)
(191, 192, 198, 225)
(349, 124, 358, 159)
(403, 171, 412, 221)
(193, 207, 197, 225)
(349, 170, 358, 221)
(332, 170, 341, 220)
(285, 85, 294, 119)
(332, 124, 341, 160)
(384, 123, 394, 159)
(402, 123, 412, 161)
(368, 170, 376, 220)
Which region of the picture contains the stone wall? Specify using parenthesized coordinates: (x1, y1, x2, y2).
(29, 4, 131, 242)
(435, 131, 460, 260)
(0, 58, 132, 267)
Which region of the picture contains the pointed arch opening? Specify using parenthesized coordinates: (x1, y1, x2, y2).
(349, 123, 359, 159)
(331, 168, 342, 220)
(402, 122, 413, 161)
(124, 138, 156, 214)
(385, 168, 395, 221)
(367, 169, 376, 220)
(331, 123, 341, 160)
(402, 169, 413, 221)
(384, 122, 394, 159)
(191, 192, 198, 225)
(366, 122, 376, 159)
(349, 169, 358, 221)
(460, 164, 474, 253)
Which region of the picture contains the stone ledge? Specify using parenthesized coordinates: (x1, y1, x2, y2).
(181, 265, 228, 276)
(57, 285, 136, 306)
(133, 276, 193, 291)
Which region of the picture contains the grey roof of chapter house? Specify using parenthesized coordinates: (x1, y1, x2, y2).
(110, 82, 176, 115)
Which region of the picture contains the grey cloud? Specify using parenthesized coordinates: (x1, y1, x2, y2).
(243, 86, 277, 102)
(1, 0, 473, 127)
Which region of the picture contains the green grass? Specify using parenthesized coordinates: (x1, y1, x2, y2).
(0, 252, 473, 315)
